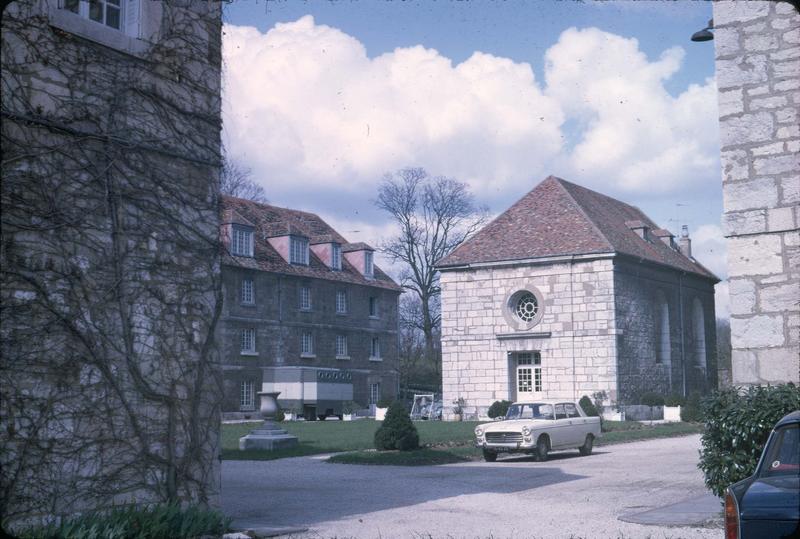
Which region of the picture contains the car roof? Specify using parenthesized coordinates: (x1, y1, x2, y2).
(775, 410, 800, 428)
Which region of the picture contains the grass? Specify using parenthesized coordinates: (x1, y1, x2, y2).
(222, 419, 703, 464)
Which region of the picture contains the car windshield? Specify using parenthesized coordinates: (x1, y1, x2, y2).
(505, 403, 555, 420)
(760, 424, 799, 477)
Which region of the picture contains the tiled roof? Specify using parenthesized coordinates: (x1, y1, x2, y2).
(438, 176, 718, 281)
(221, 196, 401, 291)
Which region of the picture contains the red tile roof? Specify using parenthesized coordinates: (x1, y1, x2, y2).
(438, 176, 718, 281)
(221, 196, 401, 291)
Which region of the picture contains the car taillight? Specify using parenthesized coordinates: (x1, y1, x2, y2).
(725, 491, 739, 539)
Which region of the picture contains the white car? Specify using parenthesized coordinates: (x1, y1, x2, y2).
(475, 400, 601, 462)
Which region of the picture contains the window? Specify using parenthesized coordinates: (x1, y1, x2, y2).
(369, 383, 381, 405)
(241, 278, 254, 305)
(240, 380, 255, 411)
(364, 251, 374, 278)
(336, 291, 348, 314)
(240, 328, 256, 354)
(514, 351, 542, 394)
(332, 243, 342, 270)
(370, 337, 381, 360)
(65, 0, 122, 30)
(515, 293, 538, 322)
(564, 403, 581, 418)
(336, 335, 348, 358)
(300, 286, 311, 311)
(369, 297, 379, 318)
(290, 236, 309, 265)
(231, 225, 253, 257)
(301, 333, 314, 357)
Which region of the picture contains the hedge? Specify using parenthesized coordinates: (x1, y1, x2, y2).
(698, 383, 800, 497)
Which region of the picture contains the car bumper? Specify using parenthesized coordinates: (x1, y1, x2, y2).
(476, 440, 535, 451)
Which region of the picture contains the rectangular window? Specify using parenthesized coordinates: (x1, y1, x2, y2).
(290, 236, 309, 265)
(336, 291, 348, 314)
(331, 243, 342, 270)
(301, 333, 314, 357)
(240, 380, 255, 410)
(369, 383, 381, 405)
(369, 297, 378, 318)
(370, 337, 381, 360)
(241, 278, 254, 305)
(240, 328, 256, 354)
(514, 351, 542, 394)
(364, 251, 374, 278)
(65, 0, 122, 30)
(336, 335, 348, 358)
(300, 286, 311, 311)
(231, 225, 253, 257)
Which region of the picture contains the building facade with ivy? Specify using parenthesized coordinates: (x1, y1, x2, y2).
(437, 176, 719, 418)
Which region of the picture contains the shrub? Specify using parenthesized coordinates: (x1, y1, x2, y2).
(374, 401, 419, 451)
(639, 392, 665, 407)
(342, 401, 361, 414)
(698, 383, 800, 497)
(376, 397, 394, 409)
(579, 395, 599, 417)
(487, 400, 511, 419)
(16, 503, 231, 539)
(680, 391, 703, 422)
(275, 409, 286, 422)
(664, 394, 686, 407)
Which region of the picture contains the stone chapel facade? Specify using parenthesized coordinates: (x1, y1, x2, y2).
(438, 177, 719, 418)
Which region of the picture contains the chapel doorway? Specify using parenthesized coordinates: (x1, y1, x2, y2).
(511, 351, 542, 400)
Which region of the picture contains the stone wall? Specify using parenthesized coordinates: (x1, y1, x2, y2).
(440, 257, 618, 418)
(1, 0, 222, 527)
(714, 0, 800, 385)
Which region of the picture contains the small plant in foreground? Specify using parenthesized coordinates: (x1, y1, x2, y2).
(375, 401, 420, 451)
(15, 503, 231, 539)
(698, 383, 800, 497)
(487, 400, 511, 419)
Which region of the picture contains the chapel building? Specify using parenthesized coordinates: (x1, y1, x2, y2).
(220, 196, 401, 419)
(437, 176, 719, 417)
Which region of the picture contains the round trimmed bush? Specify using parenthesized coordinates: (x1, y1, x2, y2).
(639, 392, 665, 407)
(579, 395, 599, 416)
(374, 401, 419, 451)
(664, 394, 686, 407)
(487, 400, 511, 419)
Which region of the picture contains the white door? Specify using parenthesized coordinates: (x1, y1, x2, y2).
(515, 352, 542, 399)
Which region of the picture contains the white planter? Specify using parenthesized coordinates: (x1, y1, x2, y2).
(664, 405, 682, 422)
(283, 412, 295, 421)
(375, 407, 388, 421)
(602, 410, 625, 422)
(343, 413, 354, 421)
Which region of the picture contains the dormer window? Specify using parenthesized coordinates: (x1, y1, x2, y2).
(364, 251, 374, 278)
(290, 236, 309, 265)
(332, 243, 342, 270)
(231, 225, 253, 257)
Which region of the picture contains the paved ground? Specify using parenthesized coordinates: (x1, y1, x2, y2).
(222, 434, 723, 539)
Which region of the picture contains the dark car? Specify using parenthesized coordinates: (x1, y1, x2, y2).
(725, 410, 800, 539)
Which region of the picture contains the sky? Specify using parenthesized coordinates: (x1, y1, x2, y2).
(221, 0, 730, 317)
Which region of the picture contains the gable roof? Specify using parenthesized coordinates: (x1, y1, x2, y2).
(221, 196, 401, 291)
(437, 176, 718, 281)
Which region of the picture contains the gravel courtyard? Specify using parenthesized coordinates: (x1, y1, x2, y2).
(222, 434, 723, 539)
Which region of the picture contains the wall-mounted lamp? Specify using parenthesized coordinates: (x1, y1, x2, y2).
(691, 19, 714, 42)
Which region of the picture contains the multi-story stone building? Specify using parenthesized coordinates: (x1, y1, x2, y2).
(220, 196, 401, 419)
(1, 0, 222, 526)
(713, 0, 800, 385)
(437, 177, 719, 418)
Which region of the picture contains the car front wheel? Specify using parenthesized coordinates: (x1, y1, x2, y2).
(483, 449, 497, 462)
(579, 434, 594, 456)
(536, 436, 549, 461)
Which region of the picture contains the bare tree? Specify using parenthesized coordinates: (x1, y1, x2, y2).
(220, 153, 268, 203)
(376, 168, 487, 378)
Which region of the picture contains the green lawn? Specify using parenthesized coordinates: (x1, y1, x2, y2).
(222, 419, 703, 463)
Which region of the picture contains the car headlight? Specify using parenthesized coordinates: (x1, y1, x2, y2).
(522, 426, 531, 436)
(475, 427, 483, 437)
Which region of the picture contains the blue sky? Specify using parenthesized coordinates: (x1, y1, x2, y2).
(221, 0, 729, 314)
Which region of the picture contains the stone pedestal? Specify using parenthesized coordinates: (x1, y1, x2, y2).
(239, 391, 298, 451)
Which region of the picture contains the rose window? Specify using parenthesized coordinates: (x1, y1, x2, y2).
(515, 293, 538, 322)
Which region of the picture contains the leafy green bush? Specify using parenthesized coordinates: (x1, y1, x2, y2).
(698, 383, 800, 497)
(639, 392, 665, 407)
(342, 401, 361, 414)
(374, 401, 419, 451)
(680, 391, 703, 422)
(487, 400, 511, 418)
(376, 397, 394, 408)
(579, 395, 599, 417)
(664, 394, 686, 407)
(16, 503, 231, 539)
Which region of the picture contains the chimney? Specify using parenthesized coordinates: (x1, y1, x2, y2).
(678, 225, 692, 258)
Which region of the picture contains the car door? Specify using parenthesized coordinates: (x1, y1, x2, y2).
(549, 404, 572, 448)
